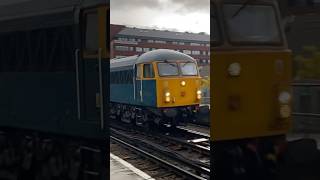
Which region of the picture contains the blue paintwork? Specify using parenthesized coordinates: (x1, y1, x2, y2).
(110, 79, 157, 107)
(0, 72, 107, 139)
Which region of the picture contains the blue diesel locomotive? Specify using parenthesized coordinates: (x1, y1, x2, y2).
(110, 49, 202, 127)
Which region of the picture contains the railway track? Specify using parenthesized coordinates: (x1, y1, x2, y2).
(110, 124, 210, 179)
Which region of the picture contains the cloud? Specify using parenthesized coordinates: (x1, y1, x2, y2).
(111, 0, 163, 10)
(110, 0, 210, 34)
(111, 0, 209, 14)
(168, 0, 209, 13)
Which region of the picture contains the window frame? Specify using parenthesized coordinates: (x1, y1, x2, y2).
(82, 9, 99, 54)
(143, 63, 155, 79)
(81, 6, 107, 58)
(221, 3, 284, 46)
(179, 62, 199, 76)
(157, 62, 180, 77)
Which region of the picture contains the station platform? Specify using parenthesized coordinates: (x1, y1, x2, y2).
(287, 133, 320, 149)
(110, 153, 154, 180)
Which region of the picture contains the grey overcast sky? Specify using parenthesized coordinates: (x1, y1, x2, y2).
(111, 0, 210, 34)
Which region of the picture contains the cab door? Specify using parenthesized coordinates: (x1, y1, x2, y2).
(134, 64, 143, 104)
(77, 6, 108, 130)
(141, 63, 156, 106)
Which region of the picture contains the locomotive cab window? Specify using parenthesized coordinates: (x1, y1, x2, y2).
(143, 64, 155, 78)
(223, 4, 282, 45)
(157, 62, 179, 76)
(180, 62, 198, 76)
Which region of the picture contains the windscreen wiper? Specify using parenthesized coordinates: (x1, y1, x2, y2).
(232, 0, 257, 18)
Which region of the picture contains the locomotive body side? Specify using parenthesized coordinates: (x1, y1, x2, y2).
(0, 0, 109, 139)
(0, 0, 109, 179)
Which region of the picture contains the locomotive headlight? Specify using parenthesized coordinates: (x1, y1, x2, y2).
(278, 91, 291, 104)
(181, 81, 186, 87)
(228, 62, 241, 76)
(196, 90, 202, 100)
(165, 92, 171, 103)
(280, 104, 291, 118)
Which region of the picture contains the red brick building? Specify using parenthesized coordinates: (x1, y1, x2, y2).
(110, 24, 210, 66)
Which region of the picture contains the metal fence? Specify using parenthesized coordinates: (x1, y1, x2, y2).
(292, 83, 320, 133)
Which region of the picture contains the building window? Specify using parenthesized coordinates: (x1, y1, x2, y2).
(206, 44, 210, 47)
(137, 39, 141, 42)
(129, 47, 134, 51)
(192, 50, 200, 55)
(115, 56, 126, 58)
(172, 42, 178, 45)
(183, 50, 191, 54)
(179, 42, 185, 45)
(115, 46, 129, 51)
(143, 48, 150, 52)
(155, 40, 166, 44)
(136, 47, 142, 52)
(118, 37, 127, 41)
(128, 38, 136, 42)
(147, 40, 154, 43)
(208, 51, 210, 55)
(202, 51, 206, 55)
(190, 43, 201, 46)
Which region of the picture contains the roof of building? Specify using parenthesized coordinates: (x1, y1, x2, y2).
(116, 26, 210, 43)
(110, 49, 196, 72)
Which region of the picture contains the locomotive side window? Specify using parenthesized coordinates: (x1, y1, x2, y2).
(143, 64, 154, 78)
(84, 11, 99, 51)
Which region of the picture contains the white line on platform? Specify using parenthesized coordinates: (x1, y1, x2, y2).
(110, 153, 155, 180)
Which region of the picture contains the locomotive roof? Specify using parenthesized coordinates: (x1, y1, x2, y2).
(110, 49, 196, 72)
(0, 0, 107, 33)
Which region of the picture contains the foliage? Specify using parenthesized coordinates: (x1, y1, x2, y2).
(201, 77, 210, 89)
(294, 46, 320, 80)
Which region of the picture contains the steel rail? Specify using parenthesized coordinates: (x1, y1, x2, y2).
(110, 135, 208, 180)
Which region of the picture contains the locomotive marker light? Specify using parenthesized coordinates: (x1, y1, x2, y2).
(165, 91, 171, 103)
(228, 62, 241, 76)
(280, 104, 291, 118)
(196, 90, 202, 100)
(279, 91, 291, 118)
(181, 80, 186, 86)
(278, 91, 291, 104)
